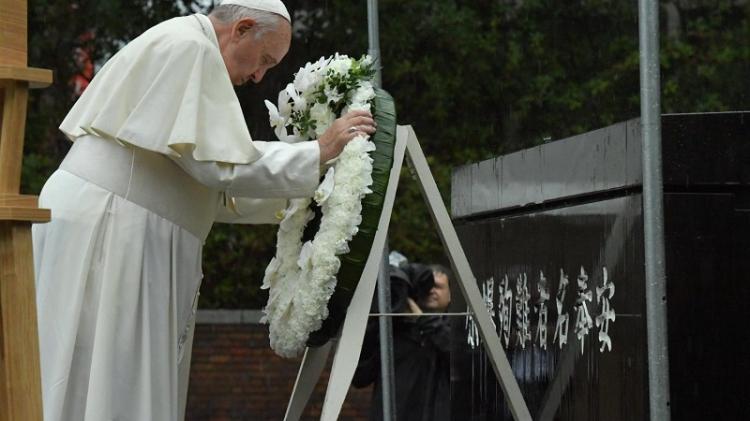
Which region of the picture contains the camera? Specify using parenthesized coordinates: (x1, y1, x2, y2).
(389, 263, 435, 311)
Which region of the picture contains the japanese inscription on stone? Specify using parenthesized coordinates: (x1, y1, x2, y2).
(466, 267, 615, 357)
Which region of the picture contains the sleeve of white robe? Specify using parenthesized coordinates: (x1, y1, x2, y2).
(169, 140, 320, 224)
(170, 140, 320, 197)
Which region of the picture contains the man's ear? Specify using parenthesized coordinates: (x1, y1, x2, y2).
(233, 17, 257, 39)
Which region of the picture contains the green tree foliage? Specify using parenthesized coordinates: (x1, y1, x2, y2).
(23, 0, 749, 308)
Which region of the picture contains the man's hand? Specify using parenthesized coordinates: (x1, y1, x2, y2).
(407, 297, 423, 315)
(317, 110, 377, 163)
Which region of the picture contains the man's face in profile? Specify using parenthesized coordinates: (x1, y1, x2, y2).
(221, 18, 291, 86)
(420, 271, 451, 312)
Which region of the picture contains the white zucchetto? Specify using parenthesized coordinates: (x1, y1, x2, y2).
(219, 0, 291, 22)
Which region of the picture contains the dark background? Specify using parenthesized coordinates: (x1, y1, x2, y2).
(23, 0, 750, 308)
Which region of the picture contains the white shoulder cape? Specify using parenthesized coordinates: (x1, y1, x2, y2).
(59, 14, 261, 164)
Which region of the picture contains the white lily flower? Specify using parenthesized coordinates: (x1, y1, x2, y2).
(317, 55, 329, 66)
(278, 126, 306, 144)
(264, 100, 292, 142)
(314, 167, 336, 205)
(265, 100, 285, 128)
(294, 58, 326, 93)
(283, 84, 306, 112)
(278, 85, 293, 116)
(324, 84, 344, 103)
(293, 64, 312, 91)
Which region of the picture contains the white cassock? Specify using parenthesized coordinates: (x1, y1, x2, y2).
(32, 14, 317, 421)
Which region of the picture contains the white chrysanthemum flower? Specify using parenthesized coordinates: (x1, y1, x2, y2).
(352, 82, 376, 104)
(309, 102, 336, 137)
(343, 85, 375, 114)
(344, 103, 372, 114)
(329, 56, 352, 76)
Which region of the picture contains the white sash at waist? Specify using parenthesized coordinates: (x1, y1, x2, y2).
(60, 135, 218, 241)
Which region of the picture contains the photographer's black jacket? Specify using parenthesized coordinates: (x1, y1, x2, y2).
(353, 312, 451, 421)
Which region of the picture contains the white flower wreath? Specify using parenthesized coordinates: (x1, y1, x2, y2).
(261, 54, 377, 357)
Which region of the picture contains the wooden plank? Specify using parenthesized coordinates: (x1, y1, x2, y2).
(0, 81, 28, 193)
(0, 194, 38, 208)
(0, 0, 28, 67)
(0, 206, 49, 222)
(0, 222, 44, 421)
(0, 5, 45, 420)
(0, 86, 3, 162)
(0, 195, 48, 222)
(0, 66, 53, 89)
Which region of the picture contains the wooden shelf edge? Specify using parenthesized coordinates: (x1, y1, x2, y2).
(0, 66, 53, 88)
(0, 206, 51, 223)
(0, 194, 40, 208)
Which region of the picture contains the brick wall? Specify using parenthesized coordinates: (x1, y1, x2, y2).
(186, 311, 373, 420)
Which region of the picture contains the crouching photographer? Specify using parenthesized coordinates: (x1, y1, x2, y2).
(353, 261, 453, 421)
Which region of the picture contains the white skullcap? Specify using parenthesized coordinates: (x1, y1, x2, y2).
(219, 0, 291, 23)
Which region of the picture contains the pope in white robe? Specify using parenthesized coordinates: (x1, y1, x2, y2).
(31, 1, 376, 420)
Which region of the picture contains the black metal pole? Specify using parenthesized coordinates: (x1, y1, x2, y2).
(368, 1, 396, 420)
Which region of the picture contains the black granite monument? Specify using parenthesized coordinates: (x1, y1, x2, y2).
(450, 112, 750, 420)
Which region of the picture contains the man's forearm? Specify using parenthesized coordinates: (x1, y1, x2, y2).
(171, 141, 320, 198)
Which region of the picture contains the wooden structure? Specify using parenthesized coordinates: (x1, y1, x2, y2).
(0, 0, 52, 419)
